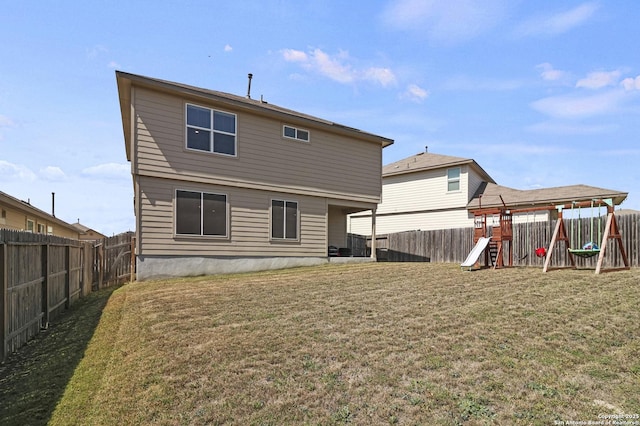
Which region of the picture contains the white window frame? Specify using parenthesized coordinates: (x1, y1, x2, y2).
(447, 167, 461, 192)
(185, 103, 237, 157)
(37, 223, 46, 234)
(174, 189, 229, 238)
(271, 199, 299, 241)
(26, 219, 35, 233)
(283, 125, 310, 142)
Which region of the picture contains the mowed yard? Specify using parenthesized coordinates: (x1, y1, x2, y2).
(2, 263, 639, 425)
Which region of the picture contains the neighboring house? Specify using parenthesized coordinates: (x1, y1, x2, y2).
(348, 150, 628, 235)
(349, 151, 495, 234)
(116, 71, 393, 280)
(0, 190, 80, 239)
(71, 221, 107, 241)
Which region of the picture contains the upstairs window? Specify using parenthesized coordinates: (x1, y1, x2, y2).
(283, 125, 309, 142)
(186, 104, 237, 156)
(176, 190, 228, 237)
(271, 200, 298, 240)
(447, 167, 461, 192)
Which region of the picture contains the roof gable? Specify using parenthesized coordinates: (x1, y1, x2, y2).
(383, 152, 495, 183)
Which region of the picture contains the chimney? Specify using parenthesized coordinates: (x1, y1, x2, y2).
(52, 192, 55, 217)
(246, 73, 253, 99)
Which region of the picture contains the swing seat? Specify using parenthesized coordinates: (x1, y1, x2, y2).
(568, 248, 600, 258)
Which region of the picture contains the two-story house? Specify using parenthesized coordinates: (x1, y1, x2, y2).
(348, 150, 628, 237)
(348, 151, 495, 235)
(116, 72, 393, 280)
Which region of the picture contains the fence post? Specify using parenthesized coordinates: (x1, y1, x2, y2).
(1, 243, 7, 362)
(64, 245, 71, 309)
(41, 244, 49, 328)
(130, 236, 136, 282)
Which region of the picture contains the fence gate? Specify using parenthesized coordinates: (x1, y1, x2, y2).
(93, 232, 135, 289)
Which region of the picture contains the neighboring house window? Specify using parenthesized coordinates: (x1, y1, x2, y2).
(447, 167, 461, 192)
(271, 200, 298, 240)
(175, 190, 228, 237)
(283, 125, 309, 142)
(186, 104, 237, 156)
(37, 223, 46, 234)
(26, 219, 35, 232)
(47, 225, 53, 235)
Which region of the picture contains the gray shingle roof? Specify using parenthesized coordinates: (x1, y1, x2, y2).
(383, 152, 496, 183)
(467, 182, 628, 210)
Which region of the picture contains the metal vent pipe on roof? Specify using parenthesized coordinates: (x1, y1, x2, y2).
(247, 73, 253, 99)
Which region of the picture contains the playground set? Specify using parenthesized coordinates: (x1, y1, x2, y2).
(461, 197, 630, 274)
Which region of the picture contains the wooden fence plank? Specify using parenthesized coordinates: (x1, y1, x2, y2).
(349, 213, 640, 269)
(1, 243, 7, 362)
(0, 229, 133, 361)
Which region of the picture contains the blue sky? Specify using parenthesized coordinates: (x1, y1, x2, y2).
(1, 1, 639, 235)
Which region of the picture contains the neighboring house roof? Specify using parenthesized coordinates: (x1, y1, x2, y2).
(0, 190, 80, 234)
(116, 71, 394, 162)
(383, 151, 496, 183)
(615, 209, 640, 215)
(467, 182, 628, 211)
(71, 222, 107, 239)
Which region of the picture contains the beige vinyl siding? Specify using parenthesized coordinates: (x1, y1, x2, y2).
(0, 205, 78, 238)
(137, 176, 327, 257)
(467, 168, 485, 200)
(133, 88, 382, 204)
(348, 208, 474, 235)
(348, 165, 477, 235)
(374, 168, 470, 216)
(328, 205, 347, 247)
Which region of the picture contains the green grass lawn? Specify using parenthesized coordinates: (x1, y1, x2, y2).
(2, 263, 639, 425)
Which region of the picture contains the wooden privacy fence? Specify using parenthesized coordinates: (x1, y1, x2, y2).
(1, 230, 134, 361)
(348, 213, 640, 269)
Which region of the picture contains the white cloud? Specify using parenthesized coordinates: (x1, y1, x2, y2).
(0, 160, 37, 182)
(224, 44, 233, 52)
(82, 163, 130, 179)
(530, 90, 626, 119)
(282, 48, 308, 63)
(107, 61, 121, 69)
(363, 67, 396, 87)
(516, 2, 599, 37)
(0, 115, 13, 127)
(282, 48, 396, 87)
(39, 166, 67, 181)
(310, 49, 354, 84)
(382, 0, 508, 43)
(621, 76, 640, 91)
(536, 63, 569, 82)
(401, 84, 429, 102)
(576, 70, 621, 89)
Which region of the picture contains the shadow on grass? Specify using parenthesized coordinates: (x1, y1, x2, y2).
(0, 286, 119, 426)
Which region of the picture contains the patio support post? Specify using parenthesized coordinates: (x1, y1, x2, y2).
(370, 208, 377, 260)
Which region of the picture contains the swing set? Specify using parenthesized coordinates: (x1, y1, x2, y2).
(542, 198, 630, 274)
(468, 197, 629, 274)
